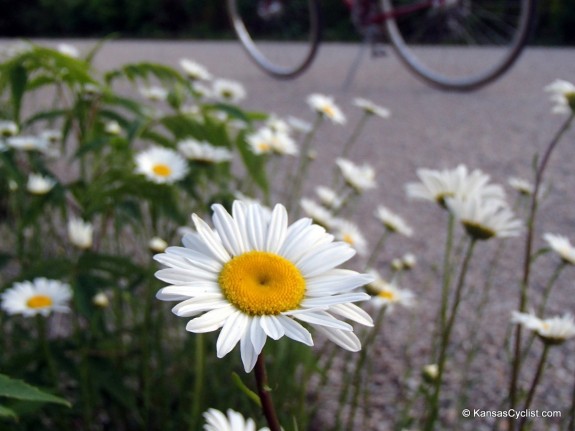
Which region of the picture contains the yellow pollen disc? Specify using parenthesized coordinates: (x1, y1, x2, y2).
(342, 234, 354, 245)
(152, 163, 172, 177)
(378, 290, 395, 301)
(322, 105, 335, 118)
(258, 143, 271, 152)
(218, 251, 306, 316)
(26, 295, 53, 309)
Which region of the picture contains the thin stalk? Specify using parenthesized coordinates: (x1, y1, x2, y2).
(569, 368, 575, 431)
(365, 230, 389, 269)
(37, 316, 58, 387)
(517, 344, 550, 431)
(536, 262, 565, 316)
(190, 333, 205, 431)
(254, 353, 282, 431)
(341, 113, 369, 159)
(509, 112, 574, 430)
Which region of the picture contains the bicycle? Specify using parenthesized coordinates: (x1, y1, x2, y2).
(226, 0, 537, 91)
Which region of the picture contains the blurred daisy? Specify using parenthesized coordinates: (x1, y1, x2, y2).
(544, 79, 575, 114)
(265, 115, 290, 134)
(543, 233, 575, 265)
(0, 120, 19, 137)
(287, 116, 312, 134)
(374, 205, 413, 237)
(149, 236, 168, 253)
(92, 292, 110, 308)
(366, 270, 415, 311)
(180, 58, 212, 81)
(193, 82, 214, 99)
(139, 86, 168, 102)
(57, 43, 79, 58)
(213, 79, 246, 103)
(336, 158, 376, 192)
(68, 218, 93, 249)
(1, 278, 72, 317)
(7, 136, 47, 152)
(27, 173, 56, 195)
(40, 130, 62, 145)
(508, 177, 533, 196)
(135, 146, 189, 184)
(316, 186, 342, 210)
(246, 128, 298, 156)
(154, 201, 373, 372)
(300, 198, 335, 228)
(422, 363, 439, 383)
(203, 408, 267, 431)
(105, 120, 122, 135)
(512, 311, 575, 345)
(307, 93, 346, 124)
(446, 196, 521, 240)
(353, 98, 390, 119)
(332, 219, 368, 256)
(178, 138, 233, 163)
(402, 253, 417, 269)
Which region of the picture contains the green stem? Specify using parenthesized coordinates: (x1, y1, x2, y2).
(190, 333, 205, 431)
(254, 353, 282, 431)
(37, 316, 58, 387)
(341, 113, 369, 159)
(365, 230, 389, 269)
(517, 344, 550, 431)
(536, 262, 565, 316)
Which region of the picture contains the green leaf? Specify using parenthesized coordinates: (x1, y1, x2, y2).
(235, 132, 269, 196)
(0, 404, 17, 419)
(231, 372, 261, 407)
(9, 64, 28, 123)
(0, 374, 70, 407)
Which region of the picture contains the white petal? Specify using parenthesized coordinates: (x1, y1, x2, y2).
(216, 311, 249, 358)
(155, 267, 217, 284)
(173, 295, 229, 317)
(280, 224, 331, 263)
(156, 282, 221, 301)
(329, 303, 374, 326)
(265, 204, 288, 253)
(301, 292, 370, 308)
(246, 204, 267, 250)
(185, 305, 236, 333)
(276, 315, 314, 346)
(250, 317, 267, 354)
(181, 232, 216, 258)
(240, 329, 258, 372)
(287, 310, 353, 331)
(306, 270, 373, 296)
(259, 315, 286, 340)
(212, 204, 247, 256)
(162, 246, 222, 272)
(296, 243, 356, 277)
(192, 214, 230, 263)
(154, 252, 221, 275)
(315, 325, 361, 351)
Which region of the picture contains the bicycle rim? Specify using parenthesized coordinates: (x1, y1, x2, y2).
(227, 0, 322, 79)
(382, 0, 535, 90)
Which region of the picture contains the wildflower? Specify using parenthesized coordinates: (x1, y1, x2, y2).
(315, 186, 342, 210)
(0, 120, 18, 137)
(374, 205, 413, 237)
(265, 115, 290, 134)
(180, 58, 212, 81)
(57, 43, 79, 58)
(68, 218, 93, 249)
(7, 136, 47, 152)
(307, 93, 346, 124)
(401, 253, 417, 269)
(336, 158, 376, 192)
(135, 146, 189, 184)
(203, 408, 266, 431)
(105, 121, 122, 135)
(543, 233, 575, 265)
(178, 138, 233, 163)
(139, 86, 168, 102)
(508, 177, 533, 196)
(300, 198, 335, 228)
(154, 201, 373, 372)
(40, 130, 62, 145)
(1, 278, 72, 317)
(366, 270, 415, 311)
(27, 173, 56, 195)
(544, 79, 575, 114)
(149, 237, 168, 253)
(193, 82, 213, 99)
(246, 127, 298, 156)
(332, 219, 368, 256)
(213, 79, 246, 103)
(353, 98, 391, 119)
(446, 196, 521, 240)
(422, 364, 439, 383)
(512, 311, 575, 345)
(287, 116, 312, 134)
(92, 292, 110, 308)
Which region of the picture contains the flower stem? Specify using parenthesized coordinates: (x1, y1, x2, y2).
(365, 230, 389, 269)
(254, 353, 282, 431)
(517, 344, 550, 431)
(191, 333, 205, 431)
(341, 113, 369, 159)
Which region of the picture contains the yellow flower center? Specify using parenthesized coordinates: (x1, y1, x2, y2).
(378, 290, 395, 301)
(218, 251, 306, 316)
(26, 295, 53, 309)
(342, 234, 354, 245)
(322, 105, 335, 118)
(257, 142, 271, 152)
(152, 163, 172, 177)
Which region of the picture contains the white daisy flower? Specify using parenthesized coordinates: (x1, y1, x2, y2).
(315, 186, 342, 210)
(422, 363, 439, 383)
(92, 292, 110, 308)
(543, 233, 575, 265)
(353, 98, 391, 119)
(178, 138, 233, 163)
(149, 237, 168, 253)
(203, 408, 267, 431)
(1, 278, 72, 317)
(401, 253, 417, 269)
(446, 195, 521, 240)
(0, 120, 19, 137)
(300, 198, 335, 228)
(374, 205, 413, 237)
(180, 58, 212, 81)
(27, 173, 56, 195)
(246, 128, 298, 156)
(57, 43, 79, 58)
(336, 158, 377, 192)
(135, 146, 189, 184)
(265, 115, 290, 134)
(7, 136, 48, 152)
(508, 177, 534, 196)
(544, 79, 575, 114)
(332, 219, 368, 256)
(139, 86, 168, 102)
(67, 218, 93, 249)
(40, 130, 62, 145)
(154, 201, 374, 372)
(307, 93, 346, 124)
(512, 311, 575, 345)
(366, 270, 415, 311)
(213, 79, 246, 103)
(193, 82, 214, 100)
(287, 116, 312, 134)
(105, 120, 122, 135)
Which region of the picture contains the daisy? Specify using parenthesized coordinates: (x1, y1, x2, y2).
(543, 233, 575, 265)
(179, 58, 212, 81)
(307, 94, 346, 124)
(178, 138, 233, 163)
(1, 278, 72, 317)
(300, 198, 335, 228)
(246, 128, 298, 156)
(353, 98, 391, 119)
(68, 217, 93, 249)
(315, 186, 342, 210)
(203, 408, 267, 431)
(374, 205, 413, 237)
(544, 79, 575, 114)
(139, 86, 168, 102)
(446, 195, 521, 240)
(213, 79, 246, 103)
(336, 158, 377, 192)
(331, 219, 368, 256)
(508, 177, 533, 196)
(105, 121, 122, 135)
(57, 43, 79, 58)
(40, 130, 62, 145)
(135, 146, 189, 184)
(154, 201, 373, 372)
(401, 253, 417, 269)
(366, 270, 415, 311)
(512, 311, 575, 345)
(92, 292, 110, 308)
(193, 82, 214, 100)
(0, 120, 18, 137)
(7, 136, 48, 152)
(149, 236, 168, 253)
(265, 115, 290, 134)
(422, 364, 439, 383)
(27, 173, 56, 195)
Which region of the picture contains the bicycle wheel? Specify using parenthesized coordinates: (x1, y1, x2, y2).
(381, 0, 536, 90)
(227, 0, 322, 79)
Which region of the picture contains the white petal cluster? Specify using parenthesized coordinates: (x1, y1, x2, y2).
(67, 217, 94, 249)
(246, 127, 298, 156)
(544, 79, 575, 114)
(543, 233, 575, 265)
(336, 158, 377, 192)
(139, 86, 169, 102)
(135, 146, 189, 184)
(315, 186, 342, 210)
(300, 198, 335, 228)
(1, 278, 72, 317)
(178, 138, 233, 163)
(366, 269, 415, 311)
(353, 98, 391, 119)
(0, 120, 18, 137)
(374, 205, 413, 237)
(307, 94, 346, 124)
(508, 177, 533, 196)
(180, 58, 212, 81)
(27, 173, 56, 195)
(213, 79, 246, 103)
(512, 311, 575, 345)
(331, 219, 368, 256)
(203, 408, 268, 431)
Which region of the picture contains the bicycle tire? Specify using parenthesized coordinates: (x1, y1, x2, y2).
(381, 0, 536, 91)
(227, 0, 322, 79)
